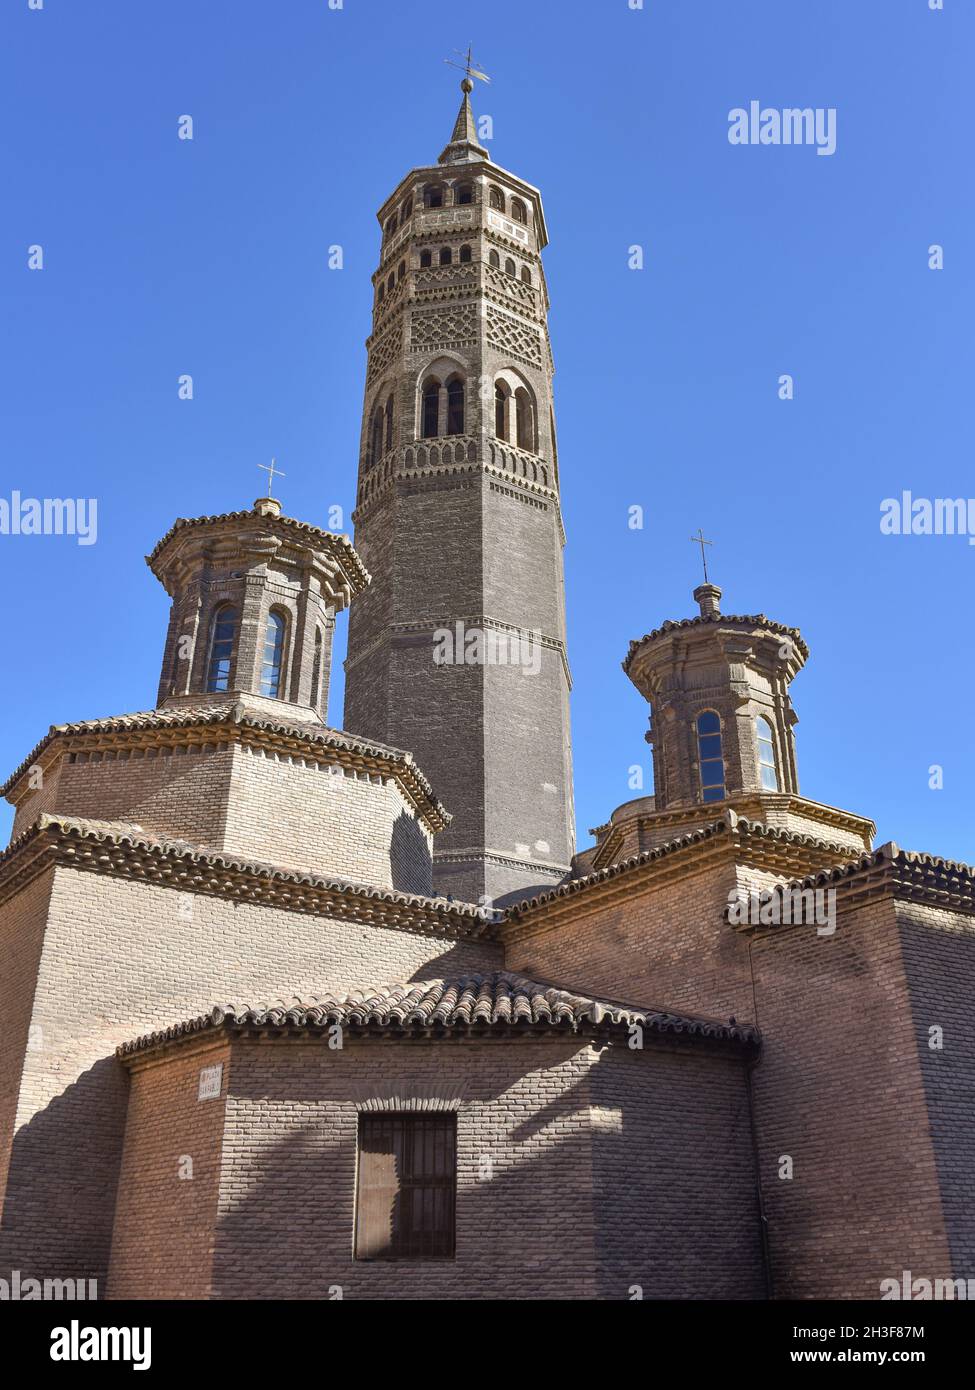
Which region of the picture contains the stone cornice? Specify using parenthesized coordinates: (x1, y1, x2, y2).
(587, 793, 875, 872)
(499, 813, 974, 938)
(623, 611, 809, 673)
(1, 704, 451, 833)
(0, 813, 494, 934)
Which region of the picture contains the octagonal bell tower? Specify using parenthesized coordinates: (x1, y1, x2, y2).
(343, 78, 574, 905)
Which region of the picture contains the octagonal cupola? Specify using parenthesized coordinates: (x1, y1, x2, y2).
(148, 496, 370, 723)
(623, 584, 808, 812)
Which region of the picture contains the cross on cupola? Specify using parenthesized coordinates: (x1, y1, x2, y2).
(257, 458, 286, 499)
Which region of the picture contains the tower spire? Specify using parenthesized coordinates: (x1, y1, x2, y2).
(439, 48, 490, 164)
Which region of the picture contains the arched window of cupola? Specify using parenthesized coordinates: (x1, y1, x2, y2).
(310, 627, 324, 708)
(439, 246, 452, 267)
(384, 394, 394, 452)
(489, 186, 505, 212)
(494, 381, 511, 441)
(515, 387, 535, 452)
(459, 244, 472, 264)
(488, 249, 500, 269)
(260, 610, 288, 699)
(755, 716, 779, 791)
(520, 266, 531, 285)
(206, 605, 237, 693)
(455, 182, 473, 205)
(446, 376, 465, 436)
(423, 185, 444, 209)
(696, 711, 726, 802)
(419, 250, 432, 269)
(421, 378, 441, 439)
(504, 257, 516, 278)
(510, 198, 527, 224)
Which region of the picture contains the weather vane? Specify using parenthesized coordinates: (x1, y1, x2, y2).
(258, 457, 286, 498)
(444, 45, 490, 86)
(689, 528, 713, 584)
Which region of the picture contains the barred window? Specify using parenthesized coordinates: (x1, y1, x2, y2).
(696, 710, 725, 802)
(206, 605, 237, 692)
(756, 716, 779, 791)
(355, 1114, 456, 1260)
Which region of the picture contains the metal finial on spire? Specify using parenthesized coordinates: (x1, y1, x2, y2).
(689, 528, 713, 584)
(444, 45, 491, 88)
(258, 457, 286, 498)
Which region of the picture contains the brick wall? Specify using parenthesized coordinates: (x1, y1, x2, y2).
(106, 1033, 762, 1300)
(0, 863, 501, 1289)
(107, 1040, 230, 1299)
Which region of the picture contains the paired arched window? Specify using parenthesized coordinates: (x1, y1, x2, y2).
(495, 381, 511, 441)
(489, 186, 505, 211)
(310, 627, 324, 708)
(520, 266, 532, 285)
(421, 378, 440, 438)
(260, 611, 287, 699)
(488, 249, 500, 269)
(696, 711, 726, 802)
(439, 246, 452, 267)
(511, 198, 527, 224)
(515, 388, 535, 451)
(384, 394, 394, 452)
(369, 406, 384, 466)
(446, 376, 465, 435)
(419, 250, 432, 269)
(504, 257, 516, 278)
(459, 244, 472, 264)
(455, 182, 473, 205)
(206, 605, 237, 692)
(756, 716, 779, 791)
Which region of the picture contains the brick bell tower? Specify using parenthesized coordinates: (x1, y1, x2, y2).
(343, 76, 574, 905)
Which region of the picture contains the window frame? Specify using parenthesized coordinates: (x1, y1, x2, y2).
(695, 709, 726, 802)
(755, 715, 780, 792)
(260, 609, 288, 700)
(354, 1112, 457, 1261)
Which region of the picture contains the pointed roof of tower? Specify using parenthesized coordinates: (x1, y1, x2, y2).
(438, 78, 489, 164)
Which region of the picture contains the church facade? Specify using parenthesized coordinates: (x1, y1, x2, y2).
(0, 82, 972, 1302)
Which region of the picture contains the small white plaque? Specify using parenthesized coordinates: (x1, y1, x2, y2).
(198, 1063, 223, 1101)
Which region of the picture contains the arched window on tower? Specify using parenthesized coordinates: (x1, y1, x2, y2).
(455, 182, 473, 205)
(489, 186, 505, 212)
(446, 376, 465, 435)
(260, 610, 288, 699)
(385, 215, 398, 238)
(756, 716, 779, 791)
(206, 605, 237, 692)
(459, 244, 472, 264)
(370, 407, 384, 466)
(696, 711, 726, 802)
(511, 198, 527, 224)
(419, 250, 432, 269)
(377, 282, 385, 304)
(387, 273, 394, 293)
(384, 394, 394, 452)
(520, 266, 532, 285)
(310, 627, 323, 709)
(488, 249, 500, 269)
(400, 196, 412, 222)
(504, 257, 516, 278)
(494, 381, 510, 441)
(439, 246, 452, 267)
(422, 378, 441, 439)
(515, 387, 535, 452)
(423, 185, 444, 209)
(397, 260, 406, 282)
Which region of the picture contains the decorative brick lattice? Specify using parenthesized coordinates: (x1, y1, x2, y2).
(367, 324, 403, 383)
(486, 306, 543, 367)
(410, 304, 477, 350)
(484, 264, 537, 314)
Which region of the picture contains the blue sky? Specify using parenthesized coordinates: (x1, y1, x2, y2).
(2, 0, 971, 863)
